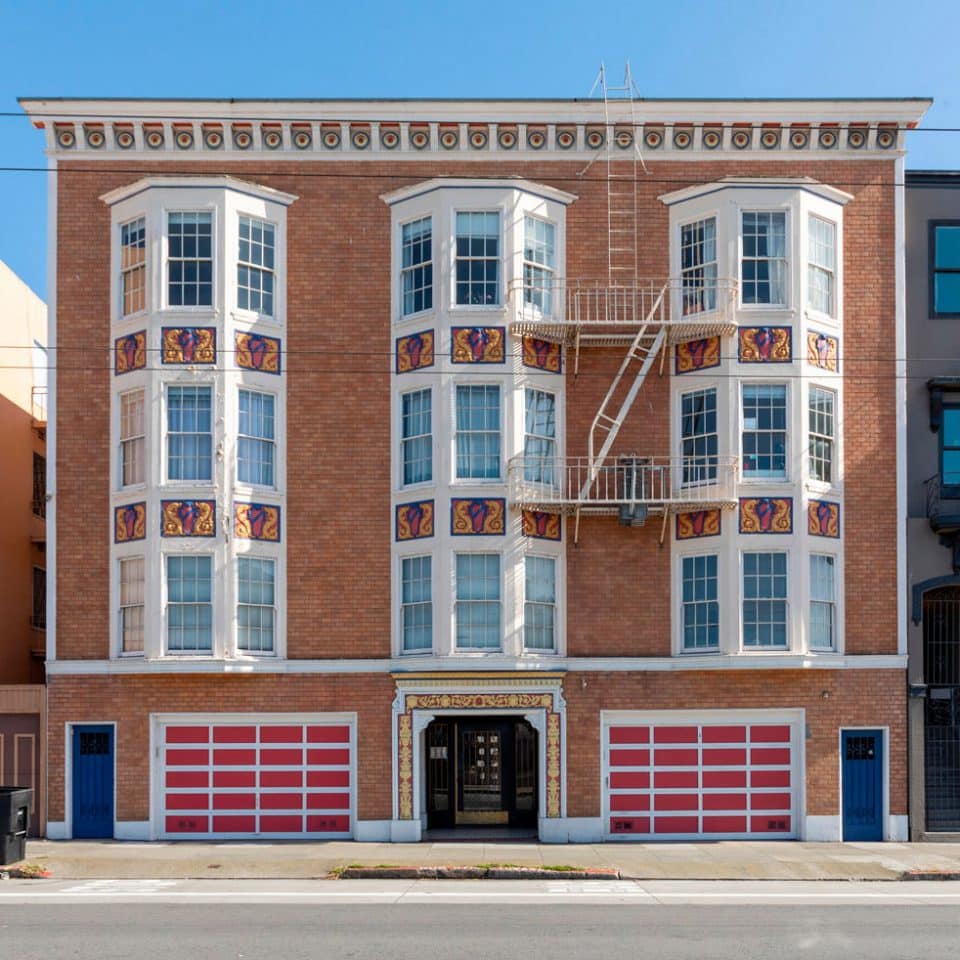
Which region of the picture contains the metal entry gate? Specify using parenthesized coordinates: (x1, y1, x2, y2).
(924, 588, 960, 831)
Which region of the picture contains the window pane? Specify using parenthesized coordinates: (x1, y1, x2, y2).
(120, 389, 145, 486)
(810, 554, 835, 650)
(238, 389, 275, 486)
(743, 384, 787, 478)
(166, 555, 213, 652)
(523, 388, 557, 484)
(935, 274, 960, 315)
(742, 212, 786, 305)
(682, 554, 719, 650)
(523, 217, 555, 315)
(742, 552, 788, 648)
(168, 212, 213, 307)
(456, 554, 501, 649)
(167, 386, 213, 481)
(121, 217, 146, 316)
(935, 226, 960, 269)
(119, 556, 145, 654)
(681, 388, 718, 484)
(456, 385, 500, 479)
(237, 556, 275, 652)
(680, 217, 718, 313)
(524, 556, 556, 651)
(401, 389, 432, 485)
(808, 386, 835, 483)
(401, 555, 432, 651)
(455, 211, 500, 306)
(237, 216, 275, 316)
(401, 216, 433, 316)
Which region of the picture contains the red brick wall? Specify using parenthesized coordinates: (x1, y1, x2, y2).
(54, 157, 897, 662)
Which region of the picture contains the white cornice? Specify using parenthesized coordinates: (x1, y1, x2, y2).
(381, 177, 578, 207)
(659, 176, 855, 207)
(100, 175, 298, 207)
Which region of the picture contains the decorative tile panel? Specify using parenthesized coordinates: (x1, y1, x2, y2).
(522, 509, 562, 541)
(114, 502, 147, 543)
(451, 327, 506, 364)
(676, 509, 722, 540)
(395, 500, 434, 542)
(161, 499, 217, 537)
(675, 336, 721, 374)
(395, 330, 434, 374)
(451, 498, 506, 536)
(162, 327, 216, 365)
(115, 331, 147, 375)
(738, 326, 792, 363)
(522, 336, 562, 373)
(234, 502, 281, 542)
(235, 332, 281, 375)
(808, 499, 840, 538)
(807, 330, 838, 372)
(739, 497, 793, 534)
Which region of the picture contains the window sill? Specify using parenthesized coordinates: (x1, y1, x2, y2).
(395, 308, 436, 326)
(804, 309, 839, 328)
(115, 310, 150, 325)
(114, 483, 148, 497)
(230, 309, 281, 327)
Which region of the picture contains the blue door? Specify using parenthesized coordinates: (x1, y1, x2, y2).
(842, 730, 883, 841)
(72, 725, 114, 838)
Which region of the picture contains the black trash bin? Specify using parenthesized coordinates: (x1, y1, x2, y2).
(0, 787, 32, 866)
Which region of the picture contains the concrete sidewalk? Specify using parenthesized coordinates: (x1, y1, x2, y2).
(12, 839, 960, 881)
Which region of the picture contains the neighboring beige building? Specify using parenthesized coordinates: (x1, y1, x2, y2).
(0, 258, 47, 835)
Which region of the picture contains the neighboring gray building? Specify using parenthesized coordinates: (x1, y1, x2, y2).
(907, 171, 960, 839)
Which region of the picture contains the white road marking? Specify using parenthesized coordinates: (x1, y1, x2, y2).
(61, 880, 180, 895)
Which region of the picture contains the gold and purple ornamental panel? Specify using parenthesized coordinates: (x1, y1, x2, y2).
(451, 498, 506, 536)
(676, 509, 722, 540)
(114, 331, 147, 375)
(395, 330, 435, 374)
(161, 499, 217, 537)
(451, 327, 505, 364)
(234, 503, 281, 542)
(395, 500, 434, 541)
(675, 337, 721, 375)
(738, 326, 792, 363)
(162, 327, 217, 365)
(807, 331, 838, 372)
(808, 499, 840, 538)
(114, 502, 147, 543)
(235, 332, 281, 375)
(522, 509, 562, 541)
(739, 497, 793, 534)
(522, 336, 562, 373)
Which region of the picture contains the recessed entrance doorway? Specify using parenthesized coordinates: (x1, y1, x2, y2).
(425, 717, 538, 833)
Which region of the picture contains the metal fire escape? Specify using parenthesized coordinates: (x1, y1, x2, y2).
(508, 64, 739, 543)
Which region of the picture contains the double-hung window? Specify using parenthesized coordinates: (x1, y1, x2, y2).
(932, 223, 960, 317)
(523, 388, 557, 485)
(455, 384, 500, 479)
(741, 211, 787, 306)
(168, 212, 213, 307)
(119, 556, 145, 654)
(524, 555, 556, 651)
(808, 386, 835, 484)
(940, 402, 960, 492)
(455, 554, 501, 649)
(120, 217, 146, 316)
(401, 555, 432, 652)
(166, 555, 213, 653)
(680, 217, 717, 313)
(167, 385, 213, 482)
(681, 554, 719, 651)
(523, 216, 556, 315)
(237, 556, 275, 654)
(809, 554, 836, 651)
(237, 389, 275, 487)
(401, 389, 432, 485)
(237, 216, 275, 316)
(808, 216, 836, 317)
(455, 212, 500, 306)
(742, 552, 788, 649)
(681, 388, 718, 484)
(742, 384, 787, 480)
(401, 217, 433, 316)
(120, 389, 145, 487)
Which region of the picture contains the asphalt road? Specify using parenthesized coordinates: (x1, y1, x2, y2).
(2, 880, 960, 959)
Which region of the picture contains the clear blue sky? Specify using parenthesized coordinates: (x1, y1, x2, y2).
(1, 0, 957, 301)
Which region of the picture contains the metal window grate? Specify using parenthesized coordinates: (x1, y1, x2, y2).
(32, 452, 46, 518)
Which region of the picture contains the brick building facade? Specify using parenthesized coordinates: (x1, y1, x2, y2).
(21, 96, 928, 841)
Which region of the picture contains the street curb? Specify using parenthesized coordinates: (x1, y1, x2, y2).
(900, 870, 960, 881)
(337, 866, 621, 880)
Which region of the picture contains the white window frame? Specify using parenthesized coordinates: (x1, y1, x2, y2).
(236, 386, 277, 490)
(523, 553, 558, 653)
(452, 209, 503, 310)
(679, 385, 719, 487)
(453, 551, 503, 653)
(235, 553, 278, 657)
(741, 381, 789, 483)
(808, 383, 836, 487)
(118, 387, 146, 489)
(164, 381, 216, 486)
(400, 386, 433, 489)
(236, 213, 277, 319)
(120, 215, 147, 319)
(118, 554, 145, 657)
(679, 215, 719, 315)
(163, 551, 216, 657)
(452, 381, 502, 483)
(739, 209, 789, 309)
(740, 549, 790, 651)
(399, 552, 434, 655)
(679, 550, 721, 654)
(808, 552, 838, 652)
(523, 386, 558, 487)
(807, 214, 837, 319)
(400, 214, 434, 319)
(165, 207, 217, 312)
(522, 214, 556, 317)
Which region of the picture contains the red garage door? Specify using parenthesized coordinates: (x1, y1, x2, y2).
(160, 719, 353, 838)
(606, 719, 797, 839)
